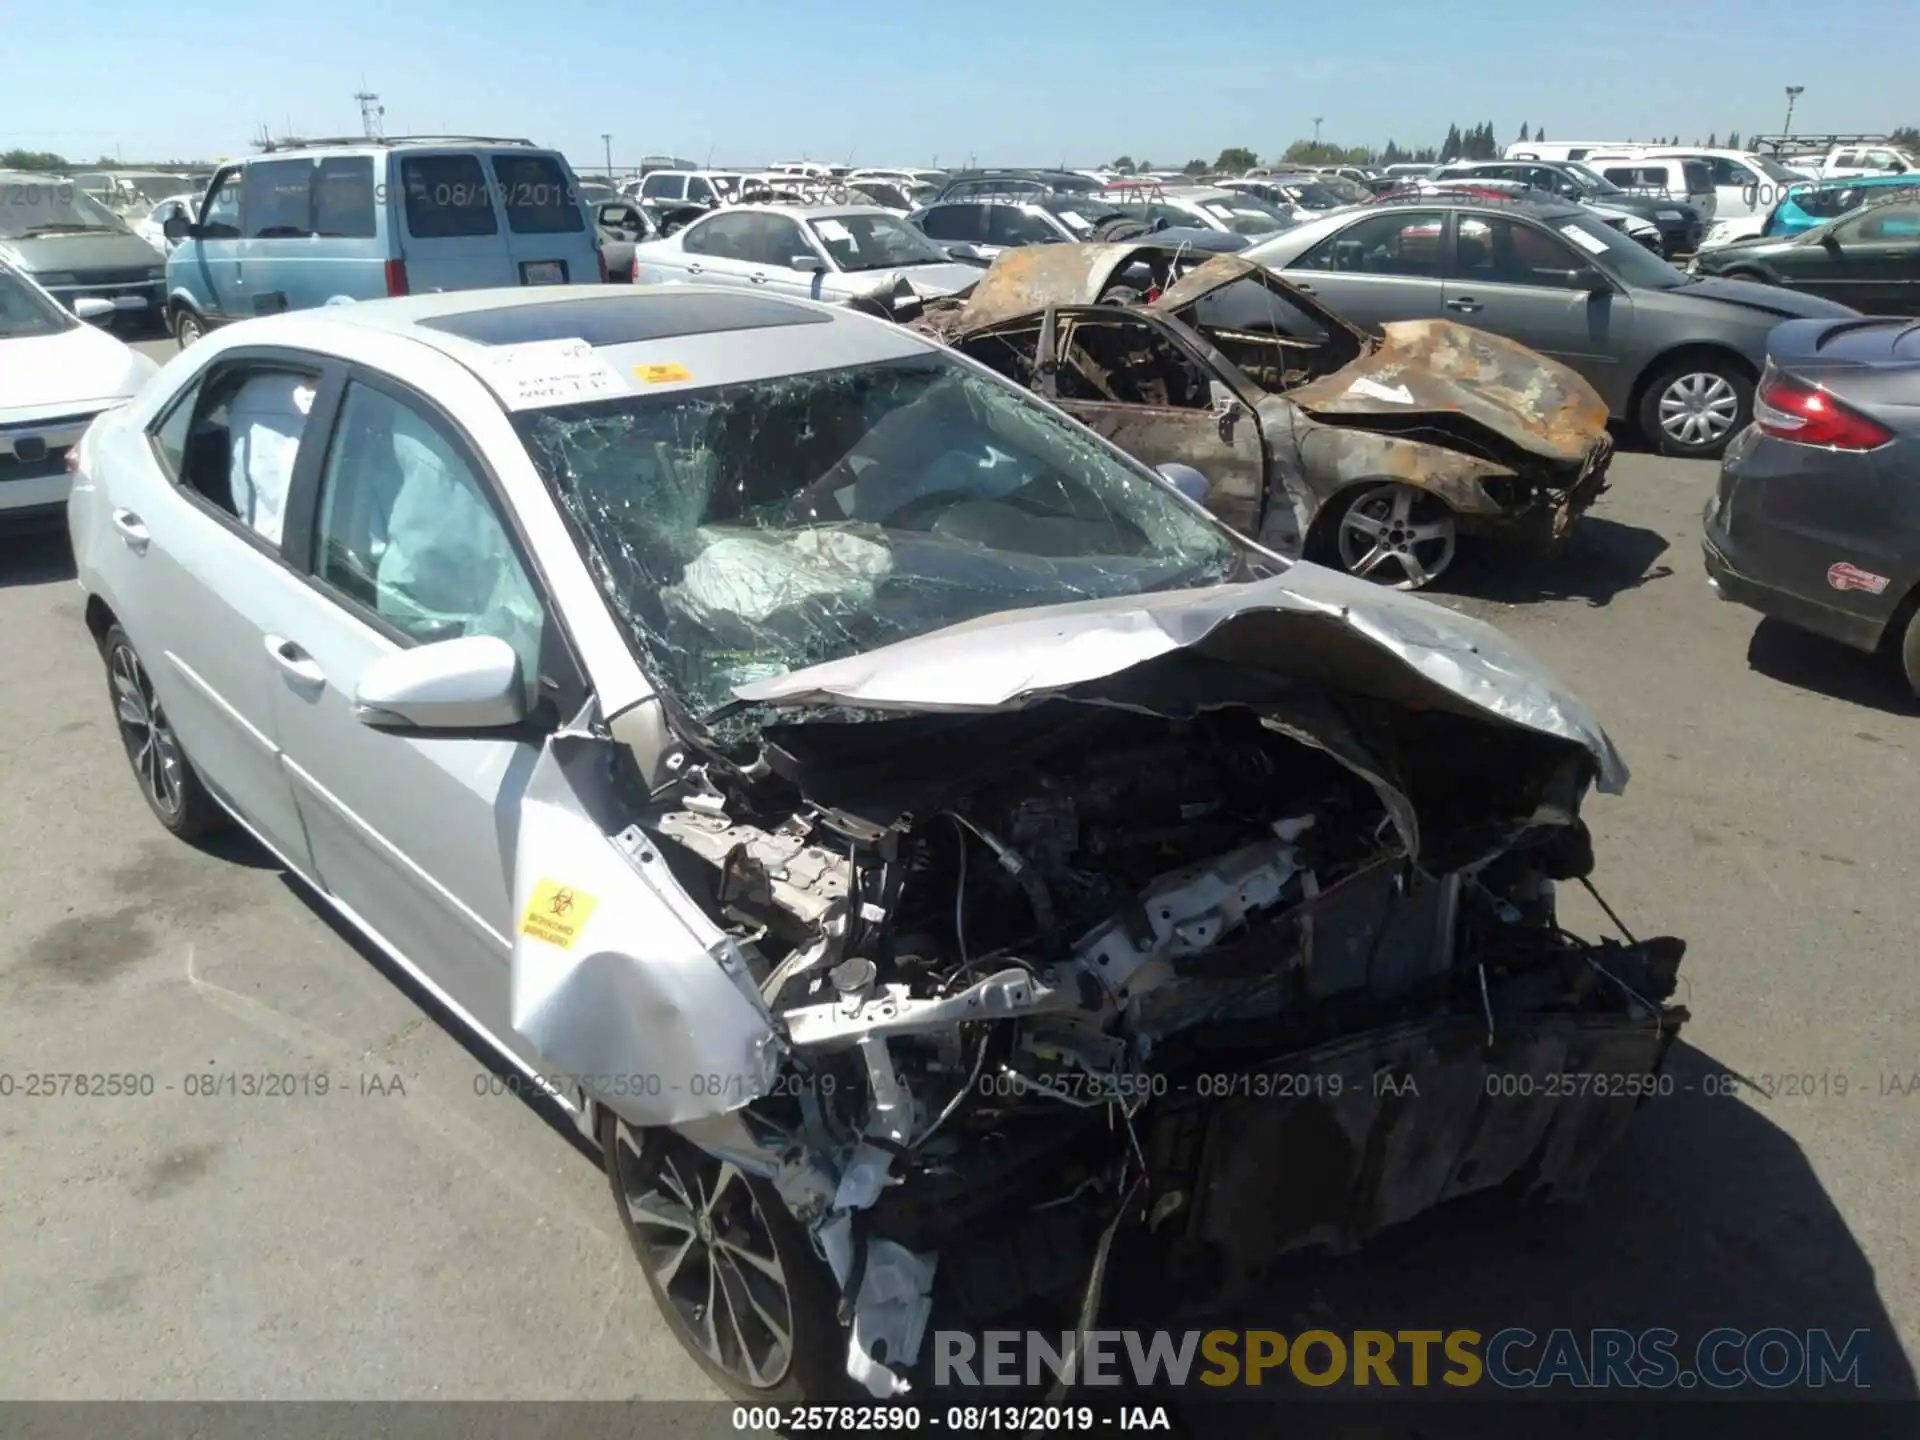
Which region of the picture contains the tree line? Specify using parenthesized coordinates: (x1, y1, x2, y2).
(1110, 122, 1920, 176)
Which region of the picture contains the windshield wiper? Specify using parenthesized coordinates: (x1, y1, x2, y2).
(23, 222, 111, 234)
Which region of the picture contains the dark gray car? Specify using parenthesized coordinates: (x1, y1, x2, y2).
(1431, 160, 1705, 256)
(1245, 197, 1861, 459)
(1703, 315, 1920, 695)
(0, 172, 168, 326)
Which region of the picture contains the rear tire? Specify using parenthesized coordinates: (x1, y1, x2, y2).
(102, 624, 226, 839)
(1897, 603, 1920, 700)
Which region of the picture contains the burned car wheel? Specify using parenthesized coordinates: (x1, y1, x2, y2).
(1641, 358, 1752, 459)
(102, 625, 226, 840)
(602, 1115, 845, 1403)
(1331, 482, 1457, 590)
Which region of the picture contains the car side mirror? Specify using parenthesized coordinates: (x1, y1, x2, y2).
(945, 242, 985, 262)
(1566, 265, 1611, 294)
(1156, 462, 1212, 505)
(73, 296, 117, 322)
(351, 635, 528, 731)
(1820, 231, 1843, 251)
(789, 253, 827, 273)
(162, 214, 194, 242)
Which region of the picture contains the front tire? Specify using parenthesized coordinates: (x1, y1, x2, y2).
(1896, 602, 1920, 700)
(102, 625, 226, 839)
(1324, 481, 1457, 590)
(1639, 356, 1753, 459)
(172, 306, 205, 349)
(601, 1113, 847, 1404)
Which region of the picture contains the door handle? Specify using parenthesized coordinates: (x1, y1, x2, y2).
(684, 262, 703, 274)
(748, 271, 769, 284)
(263, 634, 326, 688)
(1292, 281, 1316, 293)
(110, 508, 149, 553)
(1445, 297, 1482, 313)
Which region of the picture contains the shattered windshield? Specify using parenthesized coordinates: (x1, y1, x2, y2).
(512, 352, 1240, 726)
(809, 213, 951, 271)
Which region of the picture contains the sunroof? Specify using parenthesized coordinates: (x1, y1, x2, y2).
(416, 292, 832, 347)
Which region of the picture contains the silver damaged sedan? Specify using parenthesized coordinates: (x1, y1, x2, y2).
(67, 283, 1689, 1404)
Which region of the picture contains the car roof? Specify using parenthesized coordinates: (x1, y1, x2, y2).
(1363, 194, 1585, 219)
(217, 286, 932, 409)
(717, 203, 899, 221)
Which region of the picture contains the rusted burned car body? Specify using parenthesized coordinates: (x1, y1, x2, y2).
(917, 244, 1614, 587)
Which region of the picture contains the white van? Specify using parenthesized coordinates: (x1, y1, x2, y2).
(1581, 153, 1717, 218)
(1503, 140, 1627, 162)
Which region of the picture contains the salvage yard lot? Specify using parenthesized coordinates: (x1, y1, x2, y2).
(2, 413, 1917, 1412)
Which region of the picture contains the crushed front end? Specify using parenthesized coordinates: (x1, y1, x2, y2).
(586, 582, 1685, 1398)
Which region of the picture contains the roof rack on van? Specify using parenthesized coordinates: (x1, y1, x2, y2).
(256, 135, 537, 153)
(1745, 133, 1890, 154)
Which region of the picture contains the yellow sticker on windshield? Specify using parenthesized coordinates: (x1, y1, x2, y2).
(519, 880, 600, 950)
(635, 363, 693, 384)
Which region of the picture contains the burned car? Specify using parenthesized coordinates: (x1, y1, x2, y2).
(914, 244, 1616, 589)
(71, 287, 1685, 1409)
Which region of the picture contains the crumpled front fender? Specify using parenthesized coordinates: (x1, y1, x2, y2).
(509, 731, 781, 1127)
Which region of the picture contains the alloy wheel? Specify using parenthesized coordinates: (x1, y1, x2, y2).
(1336, 482, 1457, 590)
(1657, 372, 1740, 449)
(110, 643, 185, 819)
(612, 1121, 795, 1390)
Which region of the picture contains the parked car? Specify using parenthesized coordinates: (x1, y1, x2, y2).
(845, 179, 936, 214)
(0, 172, 169, 326)
(1751, 175, 1920, 242)
(934, 170, 1104, 201)
(1703, 315, 1920, 695)
(917, 242, 1616, 589)
(1504, 141, 1629, 164)
(1580, 154, 1719, 221)
(592, 200, 655, 282)
(0, 260, 157, 525)
(1386, 177, 1664, 250)
(1245, 196, 1860, 458)
(162, 138, 603, 348)
(1099, 184, 1302, 238)
(631, 204, 984, 309)
(1429, 160, 1705, 256)
(134, 194, 200, 256)
(1629, 148, 1810, 224)
(910, 194, 1146, 262)
(66, 281, 1686, 1407)
(632, 170, 745, 209)
(1791, 141, 1917, 180)
(1222, 174, 1356, 212)
(1688, 193, 1920, 315)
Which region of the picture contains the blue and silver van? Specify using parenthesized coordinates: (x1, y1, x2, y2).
(162, 137, 603, 346)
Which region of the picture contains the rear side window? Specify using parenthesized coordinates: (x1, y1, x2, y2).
(313, 156, 377, 238)
(400, 155, 497, 238)
(918, 204, 983, 242)
(491, 154, 585, 234)
(242, 159, 313, 239)
(1683, 162, 1713, 197)
(641, 173, 685, 201)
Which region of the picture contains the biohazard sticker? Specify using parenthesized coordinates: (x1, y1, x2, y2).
(635, 363, 693, 384)
(519, 880, 600, 949)
(1827, 562, 1891, 595)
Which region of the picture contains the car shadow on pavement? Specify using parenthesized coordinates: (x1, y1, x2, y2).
(1111, 1038, 1914, 1435)
(1745, 618, 1920, 718)
(1439, 519, 1673, 608)
(0, 528, 77, 588)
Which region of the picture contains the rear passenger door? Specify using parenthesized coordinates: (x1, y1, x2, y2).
(1276, 208, 1449, 329)
(660, 212, 760, 287)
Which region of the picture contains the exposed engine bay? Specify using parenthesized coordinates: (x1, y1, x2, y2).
(613, 682, 1687, 1398)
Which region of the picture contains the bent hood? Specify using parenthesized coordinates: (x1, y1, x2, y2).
(732, 560, 1627, 793)
(1284, 318, 1612, 464)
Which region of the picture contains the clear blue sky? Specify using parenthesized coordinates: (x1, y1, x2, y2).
(3, 0, 1912, 169)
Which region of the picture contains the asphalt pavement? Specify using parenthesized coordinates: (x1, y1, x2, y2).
(1, 364, 1915, 1408)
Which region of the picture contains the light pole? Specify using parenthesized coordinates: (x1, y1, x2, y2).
(601, 133, 613, 179)
(1782, 86, 1804, 137)
(1312, 116, 1324, 148)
